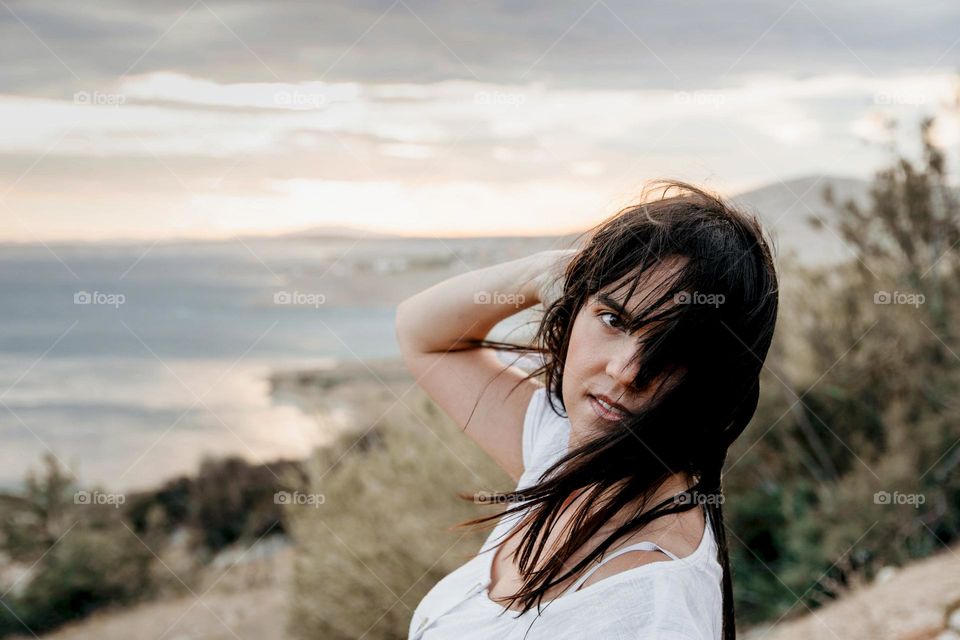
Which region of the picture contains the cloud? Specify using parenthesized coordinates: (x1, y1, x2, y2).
(851, 111, 896, 145)
(2, 0, 959, 241)
(1, 70, 953, 158)
(2, 0, 959, 95)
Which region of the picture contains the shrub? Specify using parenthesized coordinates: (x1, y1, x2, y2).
(285, 388, 510, 640)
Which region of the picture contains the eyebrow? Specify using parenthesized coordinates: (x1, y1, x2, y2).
(596, 293, 637, 322)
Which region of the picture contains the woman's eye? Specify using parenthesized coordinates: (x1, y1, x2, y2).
(598, 311, 624, 331)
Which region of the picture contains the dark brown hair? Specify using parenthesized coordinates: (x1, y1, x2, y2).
(456, 179, 779, 639)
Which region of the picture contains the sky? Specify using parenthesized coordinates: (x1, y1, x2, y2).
(1, 0, 959, 242)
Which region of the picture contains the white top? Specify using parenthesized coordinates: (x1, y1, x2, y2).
(408, 386, 724, 640)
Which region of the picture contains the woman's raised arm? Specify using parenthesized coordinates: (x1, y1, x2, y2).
(395, 250, 573, 354)
(394, 250, 573, 481)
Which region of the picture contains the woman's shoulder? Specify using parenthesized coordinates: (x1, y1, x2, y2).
(560, 509, 721, 606)
(543, 545, 724, 639)
(537, 565, 723, 640)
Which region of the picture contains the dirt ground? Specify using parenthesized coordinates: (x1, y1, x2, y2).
(35, 545, 295, 640)
(32, 533, 960, 640)
(746, 543, 960, 640)
(28, 360, 960, 640)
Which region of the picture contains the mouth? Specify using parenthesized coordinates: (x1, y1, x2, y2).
(588, 393, 630, 421)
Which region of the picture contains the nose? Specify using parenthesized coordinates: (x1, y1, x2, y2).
(605, 345, 641, 392)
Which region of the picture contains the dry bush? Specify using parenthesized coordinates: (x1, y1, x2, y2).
(284, 387, 512, 640)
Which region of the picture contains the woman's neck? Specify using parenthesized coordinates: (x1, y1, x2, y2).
(588, 472, 697, 537)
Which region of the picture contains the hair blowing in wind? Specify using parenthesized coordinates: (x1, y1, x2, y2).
(455, 180, 780, 640)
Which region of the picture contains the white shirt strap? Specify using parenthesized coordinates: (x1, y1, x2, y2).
(564, 541, 679, 595)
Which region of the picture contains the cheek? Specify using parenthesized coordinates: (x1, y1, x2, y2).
(564, 313, 598, 385)
(564, 315, 585, 370)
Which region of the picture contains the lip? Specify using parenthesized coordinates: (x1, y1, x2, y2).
(595, 392, 629, 413)
(588, 393, 629, 421)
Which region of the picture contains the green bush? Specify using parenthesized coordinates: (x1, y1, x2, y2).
(12, 528, 153, 634)
(724, 115, 960, 625)
(125, 456, 307, 554)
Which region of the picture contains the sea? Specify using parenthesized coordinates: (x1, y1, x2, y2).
(0, 236, 547, 491)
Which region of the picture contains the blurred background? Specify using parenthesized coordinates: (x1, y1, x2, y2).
(1, 1, 959, 638)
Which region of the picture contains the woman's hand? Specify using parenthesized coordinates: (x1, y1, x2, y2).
(396, 248, 578, 356)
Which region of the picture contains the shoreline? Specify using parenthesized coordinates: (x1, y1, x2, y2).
(0, 357, 416, 499)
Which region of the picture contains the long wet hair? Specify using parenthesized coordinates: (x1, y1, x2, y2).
(454, 180, 779, 639)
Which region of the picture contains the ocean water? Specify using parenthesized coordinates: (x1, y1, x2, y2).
(0, 240, 403, 491)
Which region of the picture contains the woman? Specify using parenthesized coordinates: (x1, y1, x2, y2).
(396, 180, 779, 639)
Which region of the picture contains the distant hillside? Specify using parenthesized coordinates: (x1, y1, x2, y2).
(731, 175, 871, 267)
(272, 224, 400, 240)
(268, 175, 875, 267)
(0, 175, 872, 268)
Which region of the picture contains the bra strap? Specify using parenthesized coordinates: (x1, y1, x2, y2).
(563, 541, 679, 595)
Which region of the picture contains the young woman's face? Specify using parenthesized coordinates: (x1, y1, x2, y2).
(561, 258, 685, 441)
